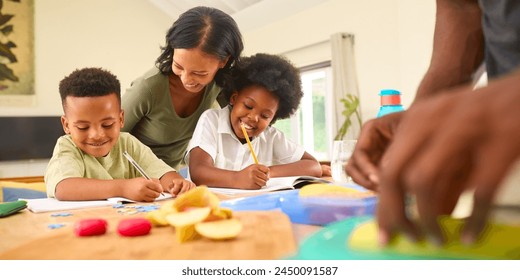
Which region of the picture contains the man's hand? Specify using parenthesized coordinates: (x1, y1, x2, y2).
(345, 112, 403, 190)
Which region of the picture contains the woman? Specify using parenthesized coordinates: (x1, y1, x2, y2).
(122, 6, 243, 170)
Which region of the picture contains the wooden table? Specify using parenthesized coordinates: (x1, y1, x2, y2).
(2, 190, 520, 260)
(0, 193, 322, 260)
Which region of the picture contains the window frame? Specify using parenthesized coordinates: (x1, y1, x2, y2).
(276, 61, 334, 161)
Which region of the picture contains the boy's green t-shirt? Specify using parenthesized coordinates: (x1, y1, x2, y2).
(44, 132, 174, 198)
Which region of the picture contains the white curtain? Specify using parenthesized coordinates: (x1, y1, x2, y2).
(331, 33, 361, 140)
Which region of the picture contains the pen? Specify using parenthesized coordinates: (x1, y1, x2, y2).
(123, 151, 151, 180)
(240, 123, 259, 164)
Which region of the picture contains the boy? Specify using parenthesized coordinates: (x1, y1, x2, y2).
(45, 67, 195, 201)
(185, 53, 322, 190)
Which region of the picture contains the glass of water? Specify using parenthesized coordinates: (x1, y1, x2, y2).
(331, 139, 357, 183)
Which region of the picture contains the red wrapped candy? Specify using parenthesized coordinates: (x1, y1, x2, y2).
(117, 218, 152, 237)
(74, 218, 108, 237)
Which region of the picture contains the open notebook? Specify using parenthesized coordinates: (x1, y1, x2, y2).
(208, 176, 330, 195)
(21, 193, 172, 213)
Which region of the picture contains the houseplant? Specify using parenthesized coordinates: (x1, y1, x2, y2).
(334, 93, 362, 140)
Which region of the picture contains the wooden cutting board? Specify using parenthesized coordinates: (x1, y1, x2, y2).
(0, 211, 296, 260)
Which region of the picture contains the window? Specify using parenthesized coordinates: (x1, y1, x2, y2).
(273, 62, 334, 161)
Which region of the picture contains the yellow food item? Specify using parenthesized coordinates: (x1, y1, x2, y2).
(145, 200, 178, 226)
(175, 224, 201, 243)
(160, 200, 178, 215)
(349, 217, 520, 259)
(205, 207, 234, 221)
(299, 183, 375, 198)
(145, 210, 169, 227)
(217, 207, 233, 218)
(195, 218, 243, 240)
(147, 187, 242, 243)
(173, 186, 220, 211)
(165, 207, 211, 227)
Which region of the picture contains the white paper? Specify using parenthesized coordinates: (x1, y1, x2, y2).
(21, 198, 116, 213)
(208, 176, 329, 195)
(21, 193, 173, 213)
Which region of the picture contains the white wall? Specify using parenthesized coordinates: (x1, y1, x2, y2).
(0, 0, 436, 177)
(0, 0, 172, 177)
(0, 0, 172, 117)
(240, 0, 435, 119)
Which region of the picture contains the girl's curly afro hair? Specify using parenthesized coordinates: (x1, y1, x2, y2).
(222, 53, 303, 123)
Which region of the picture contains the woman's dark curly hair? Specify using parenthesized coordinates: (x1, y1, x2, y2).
(223, 53, 303, 124)
(156, 6, 243, 88)
(59, 67, 121, 108)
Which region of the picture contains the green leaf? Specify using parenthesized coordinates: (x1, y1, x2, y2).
(334, 93, 361, 140)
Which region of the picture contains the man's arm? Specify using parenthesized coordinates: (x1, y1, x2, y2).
(415, 0, 484, 102)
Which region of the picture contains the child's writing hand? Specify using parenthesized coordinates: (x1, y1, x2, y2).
(168, 178, 196, 196)
(123, 178, 164, 202)
(321, 164, 332, 177)
(236, 164, 270, 190)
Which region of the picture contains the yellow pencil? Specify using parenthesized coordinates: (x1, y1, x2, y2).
(240, 123, 259, 164)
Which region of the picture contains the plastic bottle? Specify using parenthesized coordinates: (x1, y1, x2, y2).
(377, 89, 405, 117)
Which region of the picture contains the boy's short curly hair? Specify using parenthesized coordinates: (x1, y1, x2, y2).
(59, 67, 121, 108)
(222, 53, 303, 123)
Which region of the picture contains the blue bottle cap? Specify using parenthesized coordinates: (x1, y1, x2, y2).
(380, 89, 400, 96)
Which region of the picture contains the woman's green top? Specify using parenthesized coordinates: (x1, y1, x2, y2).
(121, 67, 221, 169)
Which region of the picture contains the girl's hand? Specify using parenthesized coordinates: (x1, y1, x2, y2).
(234, 164, 270, 190)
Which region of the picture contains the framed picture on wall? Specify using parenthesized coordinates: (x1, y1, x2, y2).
(0, 0, 34, 107)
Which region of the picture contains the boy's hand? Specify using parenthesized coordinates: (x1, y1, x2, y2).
(124, 178, 164, 202)
(168, 178, 196, 196)
(235, 164, 269, 190)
